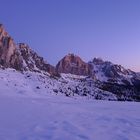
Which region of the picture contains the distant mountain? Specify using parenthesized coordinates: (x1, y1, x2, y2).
(0, 24, 140, 101)
(89, 58, 140, 101)
(89, 57, 137, 85)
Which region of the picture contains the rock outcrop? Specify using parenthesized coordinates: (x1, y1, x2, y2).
(0, 24, 23, 70)
(56, 54, 91, 76)
(18, 43, 59, 76)
(0, 24, 58, 76)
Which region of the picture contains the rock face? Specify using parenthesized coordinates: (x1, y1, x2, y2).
(56, 54, 91, 76)
(0, 24, 15, 63)
(0, 24, 23, 70)
(0, 24, 58, 76)
(18, 43, 59, 76)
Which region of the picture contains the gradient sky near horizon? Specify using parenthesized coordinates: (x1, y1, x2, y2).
(1, 0, 140, 72)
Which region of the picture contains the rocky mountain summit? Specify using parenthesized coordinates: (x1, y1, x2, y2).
(0, 24, 140, 101)
(0, 24, 58, 76)
(56, 54, 91, 76)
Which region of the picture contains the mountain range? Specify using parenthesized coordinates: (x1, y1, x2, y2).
(0, 24, 140, 101)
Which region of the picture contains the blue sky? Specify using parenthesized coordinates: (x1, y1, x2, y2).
(1, 0, 140, 71)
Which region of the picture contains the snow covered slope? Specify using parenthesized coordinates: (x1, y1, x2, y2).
(88, 58, 140, 101)
(1, 67, 140, 101)
(0, 68, 117, 101)
(0, 89, 140, 140)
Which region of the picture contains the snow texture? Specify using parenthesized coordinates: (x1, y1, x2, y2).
(0, 69, 140, 140)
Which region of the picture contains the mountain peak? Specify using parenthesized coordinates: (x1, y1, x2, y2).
(0, 24, 4, 30)
(0, 24, 18, 69)
(67, 53, 79, 57)
(56, 54, 90, 76)
(0, 24, 59, 76)
(92, 57, 104, 65)
(0, 24, 9, 37)
(64, 53, 84, 63)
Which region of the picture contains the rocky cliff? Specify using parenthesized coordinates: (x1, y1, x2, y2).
(56, 54, 91, 76)
(18, 43, 58, 76)
(0, 24, 58, 76)
(0, 24, 23, 70)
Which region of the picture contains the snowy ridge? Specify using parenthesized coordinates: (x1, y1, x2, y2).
(89, 59, 135, 85)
